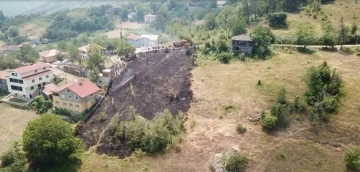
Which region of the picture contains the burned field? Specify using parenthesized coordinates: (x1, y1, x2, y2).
(79, 50, 193, 157)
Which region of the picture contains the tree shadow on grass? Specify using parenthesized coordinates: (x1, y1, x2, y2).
(29, 156, 82, 172)
(297, 47, 316, 55)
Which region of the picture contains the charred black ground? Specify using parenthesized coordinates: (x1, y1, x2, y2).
(78, 50, 193, 158)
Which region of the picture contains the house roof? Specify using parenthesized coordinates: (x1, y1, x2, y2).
(13, 62, 49, 74)
(127, 34, 143, 41)
(22, 70, 53, 80)
(78, 44, 104, 52)
(28, 36, 40, 40)
(217, 0, 227, 5)
(52, 79, 100, 98)
(141, 35, 159, 41)
(232, 34, 253, 41)
(0, 45, 19, 52)
(19, 42, 33, 46)
(0, 69, 9, 80)
(145, 14, 156, 17)
(39, 49, 60, 58)
(43, 83, 58, 96)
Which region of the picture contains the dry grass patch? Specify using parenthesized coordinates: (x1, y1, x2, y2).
(0, 104, 38, 154)
(322, 0, 360, 28)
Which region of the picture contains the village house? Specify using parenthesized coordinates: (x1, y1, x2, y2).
(18, 42, 36, 48)
(144, 14, 157, 23)
(141, 34, 159, 46)
(6, 63, 55, 99)
(78, 44, 105, 60)
(127, 34, 150, 48)
(39, 49, 61, 63)
(51, 79, 100, 113)
(232, 34, 255, 55)
(97, 69, 112, 88)
(27, 36, 41, 44)
(0, 45, 19, 54)
(0, 70, 9, 92)
(217, 0, 228, 8)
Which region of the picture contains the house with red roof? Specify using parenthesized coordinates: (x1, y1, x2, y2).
(6, 62, 55, 99)
(51, 78, 100, 113)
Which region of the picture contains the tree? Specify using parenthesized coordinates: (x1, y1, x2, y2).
(230, 17, 247, 36)
(0, 54, 20, 70)
(86, 51, 104, 71)
(321, 18, 337, 48)
(89, 67, 100, 83)
(204, 12, 217, 30)
(23, 114, 81, 165)
(296, 25, 316, 48)
(0, 142, 27, 172)
(5, 26, 19, 38)
(68, 45, 81, 64)
(154, 9, 171, 32)
(345, 146, 360, 170)
(277, 87, 287, 104)
(57, 40, 68, 51)
(31, 96, 53, 114)
(261, 115, 278, 130)
(339, 16, 345, 50)
(12, 45, 39, 63)
(0, 10, 6, 29)
(250, 26, 275, 58)
(117, 39, 135, 56)
(135, 7, 145, 23)
(268, 12, 287, 26)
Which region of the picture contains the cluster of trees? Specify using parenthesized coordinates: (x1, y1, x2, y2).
(46, 6, 114, 41)
(31, 96, 53, 114)
(1, 114, 82, 171)
(0, 45, 40, 69)
(305, 62, 341, 122)
(114, 108, 185, 154)
(0, 53, 20, 70)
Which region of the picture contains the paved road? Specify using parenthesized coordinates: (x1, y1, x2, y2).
(272, 44, 360, 48)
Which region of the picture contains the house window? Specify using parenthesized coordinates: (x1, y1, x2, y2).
(43, 67, 46, 70)
(31, 86, 34, 90)
(75, 96, 78, 100)
(32, 79, 35, 83)
(61, 94, 65, 98)
(11, 85, 22, 91)
(39, 77, 42, 81)
(69, 104, 73, 107)
(68, 95, 72, 99)
(46, 75, 49, 78)
(67, 89, 70, 92)
(12, 73, 17, 76)
(55, 101, 59, 104)
(63, 102, 67, 105)
(75, 105, 79, 108)
(35, 70, 37, 73)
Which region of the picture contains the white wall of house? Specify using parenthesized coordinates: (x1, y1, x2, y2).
(127, 38, 150, 48)
(7, 67, 54, 98)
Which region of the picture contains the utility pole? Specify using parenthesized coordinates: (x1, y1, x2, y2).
(120, 20, 123, 40)
(340, 16, 345, 50)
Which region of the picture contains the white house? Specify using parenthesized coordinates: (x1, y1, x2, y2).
(140, 35, 159, 46)
(97, 69, 112, 88)
(127, 34, 150, 48)
(6, 63, 55, 99)
(27, 36, 41, 44)
(217, 0, 227, 8)
(144, 14, 157, 23)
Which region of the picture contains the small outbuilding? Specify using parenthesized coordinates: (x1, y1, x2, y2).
(232, 34, 254, 55)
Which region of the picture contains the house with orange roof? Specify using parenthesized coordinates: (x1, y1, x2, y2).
(51, 78, 100, 113)
(6, 63, 55, 99)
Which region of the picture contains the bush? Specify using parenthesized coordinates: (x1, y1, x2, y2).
(277, 88, 287, 104)
(0, 151, 16, 167)
(270, 103, 290, 127)
(225, 153, 248, 172)
(268, 12, 287, 26)
(345, 146, 360, 170)
(217, 52, 232, 64)
(114, 109, 185, 154)
(53, 108, 84, 123)
(236, 124, 247, 134)
(261, 115, 278, 130)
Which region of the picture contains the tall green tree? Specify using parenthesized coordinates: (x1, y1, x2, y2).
(68, 45, 81, 64)
(296, 25, 316, 48)
(117, 39, 135, 56)
(154, 9, 171, 32)
(204, 12, 217, 30)
(23, 114, 82, 165)
(0, 10, 6, 29)
(86, 51, 104, 71)
(250, 26, 275, 58)
(321, 18, 337, 48)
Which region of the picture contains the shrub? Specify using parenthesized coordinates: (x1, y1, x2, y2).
(270, 103, 290, 127)
(236, 124, 247, 134)
(268, 12, 287, 26)
(277, 88, 287, 104)
(114, 109, 185, 154)
(217, 52, 232, 64)
(261, 115, 278, 130)
(257, 80, 262, 86)
(225, 153, 248, 172)
(345, 146, 360, 170)
(320, 96, 338, 113)
(0, 151, 16, 167)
